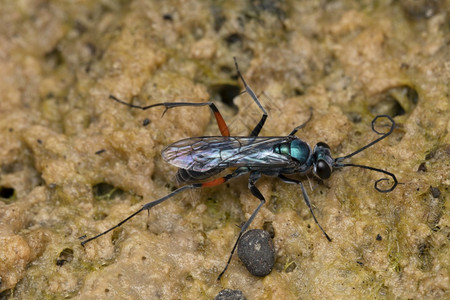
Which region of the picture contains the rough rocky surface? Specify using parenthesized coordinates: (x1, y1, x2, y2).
(0, 1, 448, 299)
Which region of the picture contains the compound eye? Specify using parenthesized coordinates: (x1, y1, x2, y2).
(316, 142, 330, 149)
(316, 160, 332, 179)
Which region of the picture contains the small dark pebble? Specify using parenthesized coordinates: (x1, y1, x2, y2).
(214, 289, 246, 300)
(162, 13, 173, 21)
(376, 234, 382, 241)
(238, 229, 275, 277)
(430, 186, 441, 198)
(143, 118, 150, 126)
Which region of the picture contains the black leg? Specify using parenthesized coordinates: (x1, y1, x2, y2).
(109, 96, 231, 137)
(288, 107, 313, 136)
(80, 167, 249, 246)
(233, 58, 268, 137)
(217, 171, 266, 280)
(278, 174, 331, 241)
(110, 58, 269, 138)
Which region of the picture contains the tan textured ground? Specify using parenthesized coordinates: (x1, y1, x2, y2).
(0, 1, 449, 299)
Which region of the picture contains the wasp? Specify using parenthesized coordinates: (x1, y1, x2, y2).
(81, 58, 397, 280)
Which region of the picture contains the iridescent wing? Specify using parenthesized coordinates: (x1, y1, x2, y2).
(162, 136, 295, 172)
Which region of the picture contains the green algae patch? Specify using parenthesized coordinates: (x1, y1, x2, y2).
(0, 1, 448, 299)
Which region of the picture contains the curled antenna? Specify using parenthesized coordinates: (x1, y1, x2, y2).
(334, 115, 398, 192)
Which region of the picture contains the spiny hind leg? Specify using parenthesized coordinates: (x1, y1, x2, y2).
(109, 95, 231, 137)
(110, 58, 269, 137)
(80, 167, 250, 246)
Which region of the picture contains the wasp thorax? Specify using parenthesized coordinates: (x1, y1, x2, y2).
(274, 139, 310, 164)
